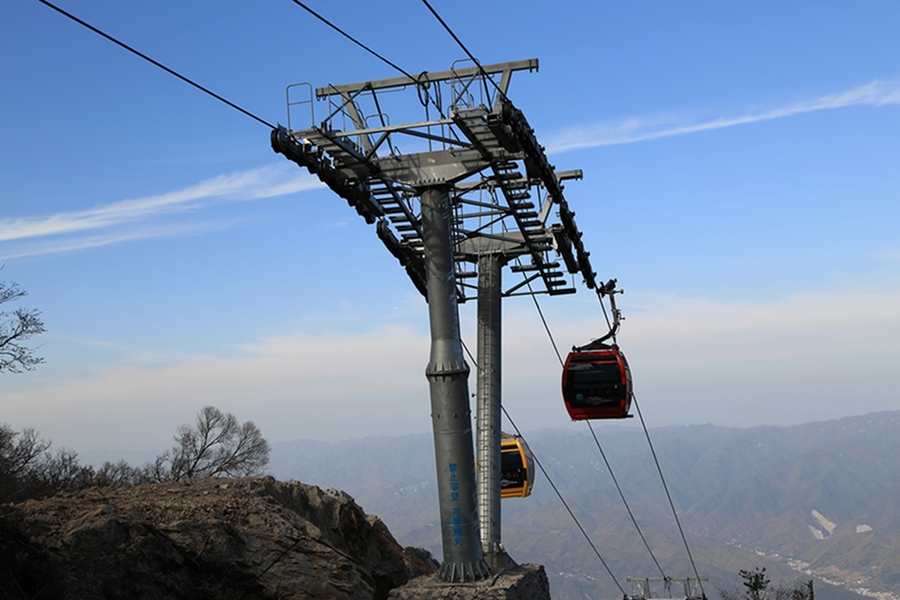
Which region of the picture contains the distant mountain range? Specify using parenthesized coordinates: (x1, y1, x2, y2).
(269, 411, 900, 600)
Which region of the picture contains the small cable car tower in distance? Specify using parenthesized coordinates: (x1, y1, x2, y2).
(272, 58, 604, 581)
(627, 576, 709, 600)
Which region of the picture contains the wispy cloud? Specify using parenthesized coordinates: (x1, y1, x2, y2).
(321, 220, 350, 231)
(0, 163, 321, 244)
(0, 220, 237, 260)
(545, 79, 900, 153)
(3, 325, 431, 448)
(874, 249, 900, 263)
(6, 287, 900, 447)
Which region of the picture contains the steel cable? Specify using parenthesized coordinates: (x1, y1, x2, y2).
(419, 0, 502, 103)
(515, 267, 669, 582)
(586, 420, 667, 579)
(38, 0, 275, 130)
(290, 1, 450, 121)
(290, 1, 416, 84)
(632, 394, 707, 598)
(500, 404, 626, 596)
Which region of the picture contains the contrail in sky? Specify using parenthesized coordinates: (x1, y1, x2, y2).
(545, 79, 900, 154)
(5, 80, 898, 255)
(0, 164, 320, 243)
(0, 164, 321, 259)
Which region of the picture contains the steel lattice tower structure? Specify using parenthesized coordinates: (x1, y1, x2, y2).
(272, 59, 602, 581)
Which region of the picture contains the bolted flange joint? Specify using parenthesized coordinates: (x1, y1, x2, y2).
(438, 558, 492, 583)
(425, 359, 470, 379)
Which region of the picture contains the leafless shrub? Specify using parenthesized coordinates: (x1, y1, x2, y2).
(1, 406, 270, 501)
(0, 425, 93, 501)
(93, 460, 146, 487)
(36, 448, 94, 491)
(0, 281, 46, 374)
(149, 406, 270, 481)
(0, 424, 52, 502)
(718, 569, 814, 600)
(0, 425, 50, 479)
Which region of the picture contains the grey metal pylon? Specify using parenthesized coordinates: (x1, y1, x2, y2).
(272, 59, 602, 581)
(476, 252, 505, 567)
(420, 186, 490, 581)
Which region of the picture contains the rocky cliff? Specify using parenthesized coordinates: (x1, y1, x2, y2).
(0, 477, 414, 599)
(0, 476, 550, 600)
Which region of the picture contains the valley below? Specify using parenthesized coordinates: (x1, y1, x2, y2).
(270, 410, 900, 600)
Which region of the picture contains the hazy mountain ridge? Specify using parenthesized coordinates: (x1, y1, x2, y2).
(270, 411, 900, 600)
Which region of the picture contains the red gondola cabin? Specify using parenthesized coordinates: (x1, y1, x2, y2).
(562, 348, 632, 420)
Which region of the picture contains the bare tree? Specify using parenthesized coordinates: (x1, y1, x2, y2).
(0, 281, 46, 373)
(93, 460, 145, 487)
(0, 425, 51, 480)
(0, 424, 92, 501)
(1, 406, 270, 500)
(0, 423, 50, 503)
(150, 406, 270, 481)
(1, 424, 48, 501)
(718, 568, 813, 600)
(35, 448, 94, 491)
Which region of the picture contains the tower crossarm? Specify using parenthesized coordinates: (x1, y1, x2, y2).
(274, 58, 603, 302)
(451, 105, 575, 296)
(271, 126, 385, 224)
(314, 59, 539, 99)
(491, 97, 600, 291)
(271, 125, 431, 297)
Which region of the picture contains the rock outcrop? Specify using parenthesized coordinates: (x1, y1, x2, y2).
(0, 477, 411, 600)
(1, 476, 550, 600)
(389, 564, 551, 600)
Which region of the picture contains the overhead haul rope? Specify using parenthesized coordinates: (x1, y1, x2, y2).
(586, 421, 667, 579)
(290, 0, 450, 123)
(459, 338, 625, 596)
(425, 1, 682, 573)
(632, 395, 707, 598)
(464, 334, 624, 595)
(513, 269, 668, 581)
(502, 404, 627, 597)
(37, 0, 275, 130)
(420, 0, 503, 103)
(290, 1, 415, 85)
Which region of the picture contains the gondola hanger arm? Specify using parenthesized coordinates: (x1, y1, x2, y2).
(575, 279, 623, 351)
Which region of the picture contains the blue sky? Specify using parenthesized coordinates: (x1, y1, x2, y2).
(2, 1, 899, 458)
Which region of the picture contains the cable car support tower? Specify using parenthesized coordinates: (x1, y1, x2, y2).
(272, 58, 604, 582)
